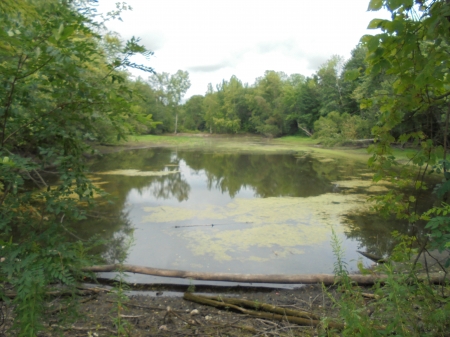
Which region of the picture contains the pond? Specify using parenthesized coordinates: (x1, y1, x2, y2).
(79, 139, 410, 283)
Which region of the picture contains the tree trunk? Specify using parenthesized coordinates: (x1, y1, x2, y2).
(297, 123, 313, 137)
(174, 113, 178, 134)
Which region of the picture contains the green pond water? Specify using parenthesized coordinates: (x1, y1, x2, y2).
(80, 141, 411, 282)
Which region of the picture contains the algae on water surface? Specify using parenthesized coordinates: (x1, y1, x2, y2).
(141, 193, 370, 262)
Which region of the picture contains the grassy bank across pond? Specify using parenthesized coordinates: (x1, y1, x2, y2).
(117, 134, 373, 162)
(96, 134, 429, 166)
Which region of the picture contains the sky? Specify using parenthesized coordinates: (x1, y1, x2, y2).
(96, 0, 390, 98)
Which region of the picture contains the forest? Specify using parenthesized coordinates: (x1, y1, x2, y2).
(138, 38, 448, 148)
(148, 54, 371, 142)
(1, 0, 450, 336)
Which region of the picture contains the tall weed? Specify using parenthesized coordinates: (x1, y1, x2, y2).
(328, 232, 450, 336)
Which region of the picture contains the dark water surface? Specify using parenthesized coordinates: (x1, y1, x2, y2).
(79, 145, 409, 281)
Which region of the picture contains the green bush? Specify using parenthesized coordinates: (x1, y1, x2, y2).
(313, 111, 371, 146)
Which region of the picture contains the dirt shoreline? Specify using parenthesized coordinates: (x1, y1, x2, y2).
(49, 283, 344, 337)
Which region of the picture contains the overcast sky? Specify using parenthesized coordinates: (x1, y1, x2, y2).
(96, 0, 390, 98)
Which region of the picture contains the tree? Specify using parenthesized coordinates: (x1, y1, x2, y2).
(218, 76, 245, 133)
(314, 56, 344, 117)
(341, 44, 367, 115)
(203, 83, 220, 133)
(282, 75, 322, 136)
(0, 0, 154, 334)
(313, 111, 371, 145)
(127, 78, 162, 134)
(148, 70, 191, 133)
(182, 95, 205, 131)
(247, 71, 286, 137)
(362, 0, 450, 261)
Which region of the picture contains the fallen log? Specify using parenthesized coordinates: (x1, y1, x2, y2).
(297, 123, 313, 137)
(83, 263, 448, 285)
(357, 251, 387, 264)
(183, 292, 344, 330)
(202, 295, 320, 320)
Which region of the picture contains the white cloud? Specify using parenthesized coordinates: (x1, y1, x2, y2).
(97, 0, 390, 97)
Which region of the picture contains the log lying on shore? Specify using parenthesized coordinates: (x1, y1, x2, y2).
(183, 292, 344, 330)
(83, 264, 448, 285)
(200, 294, 321, 320)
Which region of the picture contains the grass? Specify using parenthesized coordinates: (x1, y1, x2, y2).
(130, 134, 319, 145)
(104, 133, 436, 170)
(391, 147, 429, 163)
(118, 134, 372, 163)
(129, 134, 210, 146)
(275, 135, 319, 144)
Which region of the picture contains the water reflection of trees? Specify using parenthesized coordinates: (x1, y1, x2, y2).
(144, 172, 190, 201)
(344, 212, 407, 257)
(74, 207, 134, 264)
(179, 151, 358, 198)
(89, 148, 189, 201)
(102, 225, 134, 264)
(74, 149, 182, 259)
(88, 148, 369, 201)
(343, 193, 435, 257)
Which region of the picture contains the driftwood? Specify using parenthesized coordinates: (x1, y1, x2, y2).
(183, 292, 344, 330)
(83, 264, 448, 285)
(201, 295, 320, 320)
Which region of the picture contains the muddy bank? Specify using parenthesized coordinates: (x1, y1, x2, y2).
(7, 284, 344, 336)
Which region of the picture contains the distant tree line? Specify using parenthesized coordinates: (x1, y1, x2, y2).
(141, 41, 447, 147)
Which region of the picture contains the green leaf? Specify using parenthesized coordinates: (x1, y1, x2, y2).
(368, 0, 383, 11)
(344, 69, 360, 81)
(388, 0, 404, 10)
(60, 25, 75, 41)
(436, 180, 450, 199)
(367, 18, 385, 29)
(367, 36, 380, 52)
(414, 72, 427, 87)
